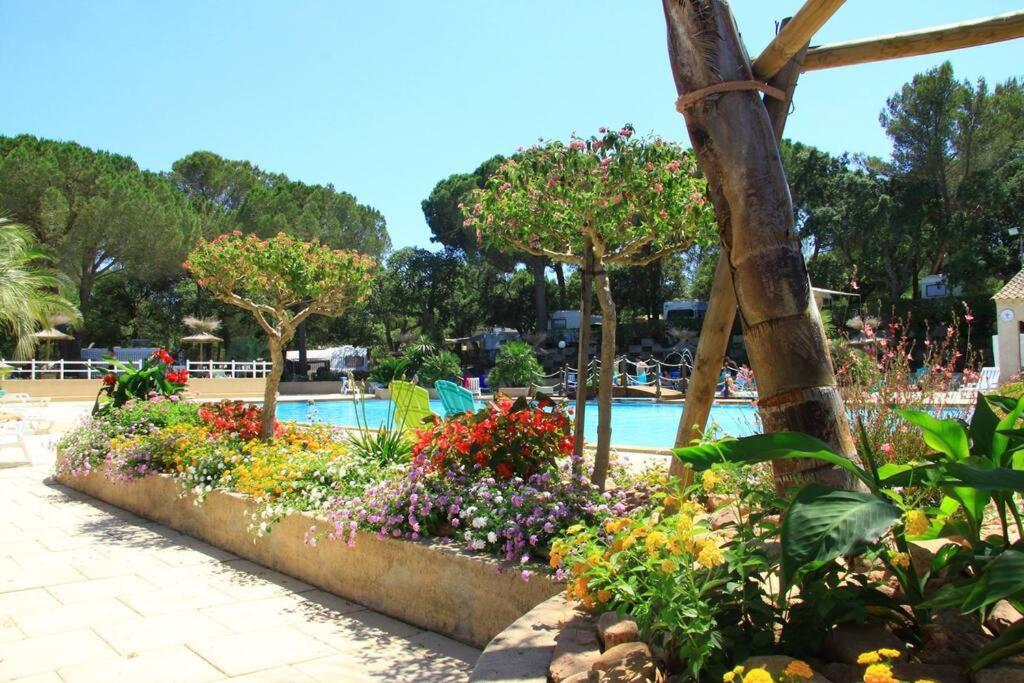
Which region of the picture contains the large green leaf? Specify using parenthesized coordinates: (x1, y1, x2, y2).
(993, 396, 1024, 467)
(969, 619, 1024, 672)
(941, 462, 1024, 494)
(962, 549, 1024, 613)
(969, 394, 1000, 458)
(897, 410, 969, 460)
(781, 484, 900, 588)
(673, 432, 872, 488)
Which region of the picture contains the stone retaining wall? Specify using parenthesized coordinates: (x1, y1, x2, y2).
(54, 465, 560, 648)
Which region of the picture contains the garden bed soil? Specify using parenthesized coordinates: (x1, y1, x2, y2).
(54, 461, 560, 648)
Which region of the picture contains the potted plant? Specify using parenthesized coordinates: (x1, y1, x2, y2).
(487, 341, 542, 398)
(367, 357, 411, 399)
(417, 350, 462, 398)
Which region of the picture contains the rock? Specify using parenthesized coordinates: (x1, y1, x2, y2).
(561, 672, 593, 683)
(738, 655, 830, 683)
(593, 656, 660, 682)
(891, 663, 968, 683)
(597, 612, 640, 650)
(971, 663, 1024, 683)
(909, 539, 957, 576)
(919, 609, 992, 666)
(820, 662, 863, 683)
(986, 600, 1023, 636)
(821, 623, 906, 664)
(550, 615, 602, 683)
(591, 642, 654, 674)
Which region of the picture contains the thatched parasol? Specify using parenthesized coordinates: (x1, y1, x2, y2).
(182, 317, 223, 362)
(31, 327, 74, 361)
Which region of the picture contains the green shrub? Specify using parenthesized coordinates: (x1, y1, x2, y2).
(417, 350, 462, 388)
(488, 341, 543, 388)
(368, 357, 410, 385)
(400, 336, 437, 375)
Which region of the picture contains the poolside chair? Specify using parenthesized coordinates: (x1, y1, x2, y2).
(435, 380, 476, 417)
(389, 380, 436, 433)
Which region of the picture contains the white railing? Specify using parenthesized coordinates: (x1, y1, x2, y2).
(184, 360, 272, 378)
(0, 359, 271, 380)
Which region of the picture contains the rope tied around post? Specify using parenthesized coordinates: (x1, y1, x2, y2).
(675, 79, 787, 113)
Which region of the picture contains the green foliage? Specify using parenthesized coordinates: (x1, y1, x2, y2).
(96, 350, 189, 414)
(0, 219, 80, 358)
(367, 358, 410, 385)
(487, 341, 542, 388)
(674, 391, 1024, 668)
(416, 350, 461, 388)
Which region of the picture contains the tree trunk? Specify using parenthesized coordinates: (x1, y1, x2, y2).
(555, 263, 568, 310)
(296, 320, 308, 380)
(664, 0, 861, 491)
(77, 272, 94, 349)
(530, 255, 548, 334)
(573, 239, 594, 462)
(262, 338, 284, 439)
(592, 257, 616, 491)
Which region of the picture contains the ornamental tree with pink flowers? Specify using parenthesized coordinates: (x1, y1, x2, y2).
(462, 125, 715, 489)
(186, 232, 376, 438)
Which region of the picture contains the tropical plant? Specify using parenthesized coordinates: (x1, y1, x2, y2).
(95, 349, 188, 413)
(0, 219, 80, 358)
(674, 391, 1024, 670)
(185, 232, 375, 437)
(464, 125, 716, 488)
(416, 350, 462, 388)
(347, 384, 412, 467)
(400, 336, 438, 375)
(487, 341, 542, 388)
(367, 357, 410, 386)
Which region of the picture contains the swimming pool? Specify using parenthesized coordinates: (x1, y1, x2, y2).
(275, 399, 761, 449)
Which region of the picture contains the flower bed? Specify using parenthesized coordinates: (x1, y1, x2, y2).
(54, 396, 627, 646)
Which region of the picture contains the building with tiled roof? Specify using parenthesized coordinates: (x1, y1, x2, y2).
(994, 269, 1024, 384)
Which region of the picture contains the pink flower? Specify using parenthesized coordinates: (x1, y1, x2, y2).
(880, 443, 893, 454)
(569, 139, 585, 151)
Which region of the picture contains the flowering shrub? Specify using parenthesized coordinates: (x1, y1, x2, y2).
(411, 396, 573, 479)
(199, 400, 276, 441)
(321, 454, 622, 576)
(96, 349, 188, 413)
(833, 314, 977, 465)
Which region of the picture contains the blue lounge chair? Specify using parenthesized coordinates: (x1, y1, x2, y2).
(435, 380, 476, 417)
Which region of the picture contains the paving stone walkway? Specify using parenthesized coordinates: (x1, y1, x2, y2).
(0, 438, 479, 682)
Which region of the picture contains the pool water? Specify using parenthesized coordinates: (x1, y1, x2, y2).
(275, 399, 761, 449)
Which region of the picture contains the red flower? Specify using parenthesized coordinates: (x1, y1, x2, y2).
(102, 374, 117, 386)
(152, 349, 174, 365)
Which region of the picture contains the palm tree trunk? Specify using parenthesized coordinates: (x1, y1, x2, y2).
(663, 0, 860, 490)
(592, 259, 616, 490)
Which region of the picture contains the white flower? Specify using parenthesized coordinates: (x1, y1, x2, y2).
(487, 531, 497, 544)
(471, 539, 485, 550)
(472, 516, 487, 529)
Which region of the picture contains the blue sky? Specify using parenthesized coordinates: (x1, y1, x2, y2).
(2, 1, 1021, 250)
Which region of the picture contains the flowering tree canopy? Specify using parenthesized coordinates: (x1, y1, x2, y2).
(186, 232, 375, 437)
(461, 125, 716, 267)
(462, 126, 715, 489)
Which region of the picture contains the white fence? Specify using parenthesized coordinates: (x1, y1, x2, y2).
(0, 359, 271, 380)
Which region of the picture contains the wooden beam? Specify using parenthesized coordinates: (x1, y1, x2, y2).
(752, 0, 846, 80)
(803, 10, 1024, 72)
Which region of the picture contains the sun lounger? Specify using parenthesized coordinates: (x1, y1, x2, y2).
(435, 380, 476, 417)
(390, 380, 436, 433)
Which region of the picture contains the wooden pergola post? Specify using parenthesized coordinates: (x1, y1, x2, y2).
(668, 11, 821, 480)
(664, 0, 862, 491)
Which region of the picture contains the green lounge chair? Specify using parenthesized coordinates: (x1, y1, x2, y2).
(435, 380, 476, 417)
(390, 380, 435, 433)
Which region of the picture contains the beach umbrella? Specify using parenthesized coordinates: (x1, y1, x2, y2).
(31, 327, 73, 361)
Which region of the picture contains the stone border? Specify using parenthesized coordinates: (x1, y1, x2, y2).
(54, 464, 559, 648)
(470, 593, 576, 682)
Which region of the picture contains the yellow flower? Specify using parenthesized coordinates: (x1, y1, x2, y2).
(597, 589, 612, 603)
(877, 648, 901, 660)
(675, 514, 694, 536)
(702, 469, 721, 493)
(889, 551, 910, 569)
(645, 531, 667, 554)
(857, 651, 881, 665)
(722, 674, 736, 683)
(862, 663, 897, 683)
(622, 535, 637, 550)
(742, 669, 773, 683)
(697, 540, 724, 568)
(784, 660, 814, 680)
(660, 559, 677, 574)
(904, 509, 929, 537)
